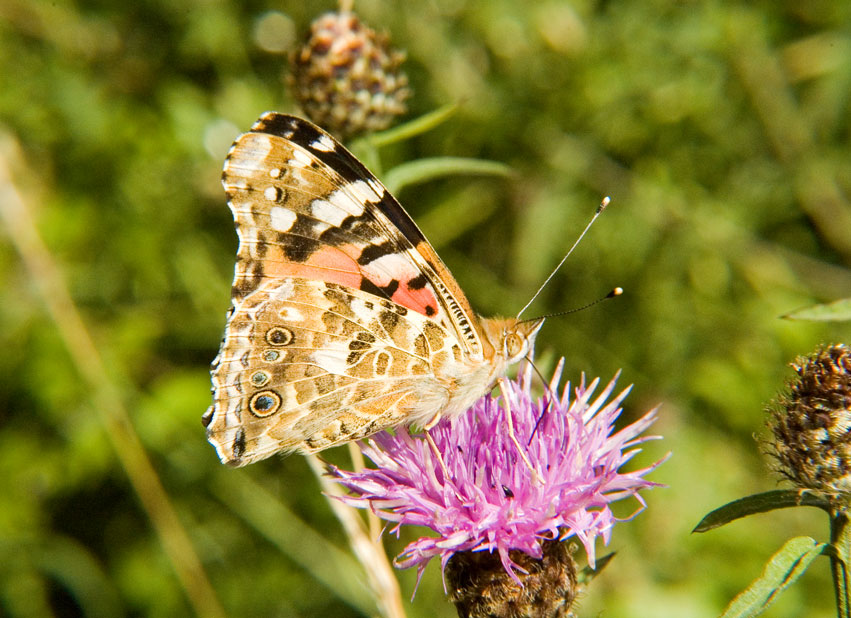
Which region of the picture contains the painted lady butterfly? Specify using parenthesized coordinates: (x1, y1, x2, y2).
(204, 113, 544, 466)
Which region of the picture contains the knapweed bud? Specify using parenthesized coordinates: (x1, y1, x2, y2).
(446, 540, 578, 618)
(769, 344, 851, 494)
(290, 11, 409, 139)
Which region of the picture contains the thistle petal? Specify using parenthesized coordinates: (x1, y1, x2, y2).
(329, 361, 666, 582)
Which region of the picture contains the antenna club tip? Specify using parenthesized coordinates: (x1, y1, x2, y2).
(608, 287, 624, 297)
(598, 196, 612, 212)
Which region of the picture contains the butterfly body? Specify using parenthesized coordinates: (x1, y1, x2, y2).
(204, 113, 542, 466)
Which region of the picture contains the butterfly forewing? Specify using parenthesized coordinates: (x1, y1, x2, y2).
(225, 113, 481, 356)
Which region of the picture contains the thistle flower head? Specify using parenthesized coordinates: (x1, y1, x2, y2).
(330, 361, 665, 588)
(768, 343, 851, 495)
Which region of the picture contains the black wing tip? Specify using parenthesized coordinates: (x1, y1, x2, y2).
(252, 112, 327, 145)
(252, 111, 289, 130)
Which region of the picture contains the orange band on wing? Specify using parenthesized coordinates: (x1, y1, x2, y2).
(390, 275, 439, 317)
(266, 245, 362, 290)
(265, 244, 441, 317)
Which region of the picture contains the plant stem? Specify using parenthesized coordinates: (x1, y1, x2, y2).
(830, 508, 851, 618)
(306, 454, 406, 618)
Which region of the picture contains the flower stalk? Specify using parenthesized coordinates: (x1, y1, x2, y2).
(831, 508, 851, 618)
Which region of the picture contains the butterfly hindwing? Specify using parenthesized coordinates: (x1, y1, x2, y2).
(205, 276, 457, 465)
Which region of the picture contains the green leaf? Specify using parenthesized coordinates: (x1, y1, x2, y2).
(782, 298, 851, 321)
(356, 104, 459, 148)
(414, 187, 498, 248)
(383, 157, 512, 194)
(577, 552, 616, 586)
(693, 490, 832, 532)
(720, 537, 827, 618)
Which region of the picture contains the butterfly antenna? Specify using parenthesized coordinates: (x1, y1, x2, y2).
(521, 285, 623, 444)
(516, 196, 611, 319)
(529, 287, 623, 322)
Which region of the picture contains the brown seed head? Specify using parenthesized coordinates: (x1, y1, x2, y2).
(290, 11, 410, 139)
(768, 343, 851, 496)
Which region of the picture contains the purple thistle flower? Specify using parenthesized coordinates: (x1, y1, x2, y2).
(329, 360, 666, 586)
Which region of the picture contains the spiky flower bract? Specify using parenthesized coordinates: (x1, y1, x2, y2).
(330, 360, 665, 585)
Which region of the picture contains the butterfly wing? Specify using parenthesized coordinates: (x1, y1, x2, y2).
(205, 113, 483, 465)
(205, 277, 458, 465)
(223, 112, 483, 358)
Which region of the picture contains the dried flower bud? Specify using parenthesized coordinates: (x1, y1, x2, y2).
(769, 344, 851, 495)
(289, 11, 409, 139)
(446, 540, 578, 618)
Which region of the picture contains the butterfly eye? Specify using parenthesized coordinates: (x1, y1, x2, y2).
(504, 332, 525, 360)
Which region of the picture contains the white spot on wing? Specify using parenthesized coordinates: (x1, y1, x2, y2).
(347, 180, 381, 206)
(362, 254, 418, 286)
(313, 182, 368, 222)
(331, 186, 363, 215)
(366, 179, 385, 200)
(311, 197, 350, 226)
(269, 168, 281, 178)
(277, 306, 303, 321)
(240, 135, 273, 170)
(264, 186, 279, 201)
(269, 279, 296, 302)
(311, 220, 331, 235)
(311, 134, 336, 152)
(291, 149, 312, 168)
(270, 206, 297, 232)
(312, 343, 350, 374)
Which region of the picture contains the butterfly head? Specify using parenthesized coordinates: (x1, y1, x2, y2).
(483, 317, 545, 365)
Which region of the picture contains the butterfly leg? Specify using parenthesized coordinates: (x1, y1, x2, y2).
(423, 412, 442, 430)
(423, 429, 452, 482)
(423, 414, 458, 484)
(499, 378, 542, 484)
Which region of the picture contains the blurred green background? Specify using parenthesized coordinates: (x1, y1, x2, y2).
(2, 0, 850, 616)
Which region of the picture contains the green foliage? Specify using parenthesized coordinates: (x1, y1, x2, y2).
(383, 154, 513, 194)
(721, 537, 828, 618)
(694, 490, 832, 533)
(783, 298, 851, 321)
(2, 0, 850, 616)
